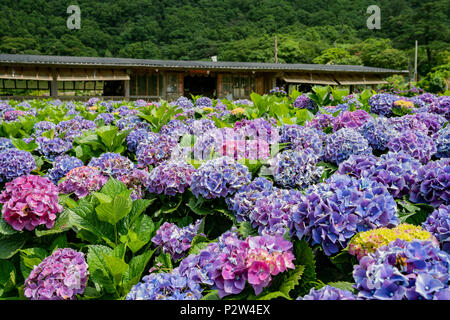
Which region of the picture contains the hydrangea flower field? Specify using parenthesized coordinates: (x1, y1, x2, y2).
(0, 87, 448, 301)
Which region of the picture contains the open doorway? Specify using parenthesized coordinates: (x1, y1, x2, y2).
(184, 75, 216, 98)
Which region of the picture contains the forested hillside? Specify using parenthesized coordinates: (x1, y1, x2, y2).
(0, 0, 449, 76)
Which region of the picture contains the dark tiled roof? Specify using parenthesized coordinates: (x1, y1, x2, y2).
(0, 54, 408, 74)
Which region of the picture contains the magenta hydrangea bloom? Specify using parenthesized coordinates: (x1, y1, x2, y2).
(0, 175, 63, 231)
(24, 248, 89, 300)
(220, 139, 270, 160)
(146, 160, 196, 196)
(333, 110, 372, 132)
(210, 234, 295, 297)
(58, 166, 108, 199)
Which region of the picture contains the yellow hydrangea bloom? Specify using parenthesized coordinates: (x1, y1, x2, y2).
(231, 107, 245, 115)
(348, 224, 438, 260)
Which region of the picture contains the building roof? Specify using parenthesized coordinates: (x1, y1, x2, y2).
(0, 54, 408, 75)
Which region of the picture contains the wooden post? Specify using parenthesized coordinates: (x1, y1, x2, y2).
(124, 79, 130, 99)
(414, 40, 418, 83)
(274, 36, 278, 63)
(50, 69, 58, 97)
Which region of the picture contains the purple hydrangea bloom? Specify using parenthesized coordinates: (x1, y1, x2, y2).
(46, 155, 84, 184)
(423, 205, 450, 254)
(88, 152, 135, 178)
(116, 168, 150, 200)
(133, 99, 148, 108)
(0, 137, 15, 152)
(293, 94, 317, 111)
(413, 112, 447, 136)
(95, 113, 115, 125)
(268, 148, 324, 189)
(58, 166, 108, 199)
(35, 136, 72, 161)
(175, 96, 195, 110)
(305, 113, 335, 131)
(337, 154, 379, 179)
(86, 97, 100, 107)
(416, 93, 438, 105)
(126, 269, 203, 300)
(387, 115, 429, 135)
(33, 121, 56, 136)
(358, 117, 399, 151)
(366, 151, 422, 198)
(184, 118, 217, 136)
(146, 160, 196, 196)
(115, 115, 151, 131)
(195, 97, 213, 109)
(369, 93, 400, 117)
(280, 125, 326, 157)
(55, 116, 96, 142)
(136, 134, 178, 168)
(323, 128, 372, 164)
(24, 248, 89, 300)
(387, 130, 436, 164)
(353, 240, 449, 300)
(233, 99, 253, 106)
(248, 188, 303, 237)
(332, 110, 372, 132)
(234, 118, 280, 144)
(176, 248, 217, 287)
(191, 156, 251, 199)
(152, 220, 203, 260)
(0, 175, 63, 231)
(432, 126, 450, 158)
(114, 105, 138, 117)
(291, 175, 399, 255)
(159, 119, 190, 139)
(428, 96, 450, 120)
(226, 177, 275, 223)
(126, 128, 157, 153)
(410, 158, 449, 207)
(0, 149, 36, 182)
(297, 285, 357, 300)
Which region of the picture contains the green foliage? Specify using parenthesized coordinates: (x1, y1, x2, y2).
(137, 102, 183, 133)
(0, 1, 447, 77)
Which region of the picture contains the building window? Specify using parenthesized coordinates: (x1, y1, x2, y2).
(229, 74, 254, 99)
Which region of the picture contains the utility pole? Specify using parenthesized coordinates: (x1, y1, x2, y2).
(414, 40, 418, 83)
(274, 36, 278, 63)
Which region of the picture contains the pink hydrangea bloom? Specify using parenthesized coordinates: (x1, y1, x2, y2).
(58, 166, 108, 199)
(0, 175, 63, 231)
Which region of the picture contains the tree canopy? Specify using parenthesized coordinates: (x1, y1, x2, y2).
(0, 0, 448, 76)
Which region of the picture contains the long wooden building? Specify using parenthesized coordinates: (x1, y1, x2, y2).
(0, 54, 408, 101)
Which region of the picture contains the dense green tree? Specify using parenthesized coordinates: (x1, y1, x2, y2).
(0, 0, 447, 77)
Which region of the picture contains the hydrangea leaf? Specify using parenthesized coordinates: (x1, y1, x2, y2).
(35, 209, 72, 237)
(95, 190, 133, 225)
(122, 249, 155, 295)
(0, 233, 29, 260)
(86, 245, 116, 295)
(19, 247, 48, 280)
